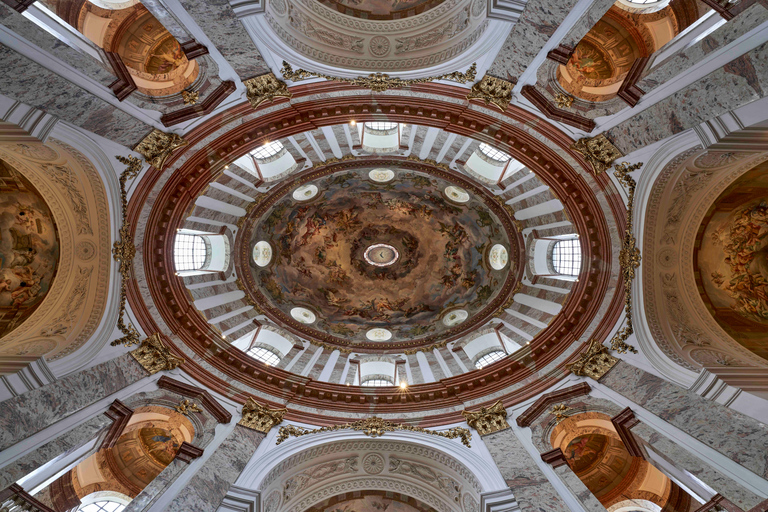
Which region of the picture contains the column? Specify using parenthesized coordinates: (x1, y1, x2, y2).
(540, 449, 607, 512)
(463, 402, 571, 512)
(164, 398, 285, 512)
(0, 334, 183, 451)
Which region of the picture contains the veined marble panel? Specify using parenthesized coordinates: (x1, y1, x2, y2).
(601, 360, 768, 480)
(164, 425, 265, 512)
(483, 428, 571, 512)
(123, 458, 187, 512)
(0, 353, 147, 451)
(553, 465, 607, 511)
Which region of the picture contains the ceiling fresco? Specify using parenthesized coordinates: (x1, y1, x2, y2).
(240, 163, 519, 350)
(0, 159, 59, 340)
(316, 0, 446, 19)
(696, 162, 768, 362)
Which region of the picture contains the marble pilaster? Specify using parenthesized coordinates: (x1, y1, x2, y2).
(0, 414, 110, 489)
(0, 353, 148, 451)
(552, 465, 607, 511)
(600, 361, 768, 480)
(483, 428, 571, 512)
(122, 458, 186, 512)
(163, 425, 265, 512)
(557, 0, 616, 51)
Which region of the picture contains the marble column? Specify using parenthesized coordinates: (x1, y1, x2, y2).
(122, 442, 204, 512)
(163, 398, 285, 512)
(541, 449, 607, 511)
(463, 402, 571, 512)
(600, 360, 768, 480)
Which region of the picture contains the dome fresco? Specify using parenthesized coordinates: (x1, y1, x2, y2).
(239, 162, 520, 350)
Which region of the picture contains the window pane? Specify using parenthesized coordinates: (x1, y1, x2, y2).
(78, 502, 126, 512)
(475, 350, 505, 369)
(552, 239, 582, 276)
(247, 346, 281, 366)
(251, 140, 284, 159)
(174, 234, 207, 271)
(366, 122, 398, 131)
(478, 143, 511, 162)
(361, 378, 394, 387)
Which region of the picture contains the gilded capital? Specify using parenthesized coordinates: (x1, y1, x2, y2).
(238, 397, 287, 433)
(566, 339, 619, 380)
(570, 134, 622, 175)
(134, 129, 187, 171)
(130, 333, 185, 375)
(466, 75, 513, 112)
(462, 400, 510, 436)
(244, 73, 292, 109)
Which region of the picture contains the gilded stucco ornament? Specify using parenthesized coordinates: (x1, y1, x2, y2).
(182, 90, 199, 105)
(554, 93, 574, 109)
(112, 155, 143, 347)
(134, 129, 188, 171)
(571, 134, 623, 175)
(276, 417, 472, 447)
(565, 339, 619, 380)
(466, 75, 514, 111)
(550, 404, 571, 423)
(130, 333, 185, 375)
(281, 61, 477, 92)
(175, 399, 202, 416)
(462, 400, 509, 436)
(244, 73, 292, 109)
(238, 397, 287, 433)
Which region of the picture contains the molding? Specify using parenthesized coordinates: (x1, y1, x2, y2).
(610, 407, 643, 458)
(179, 39, 209, 60)
(480, 488, 521, 512)
(175, 441, 204, 463)
(219, 486, 260, 512)
(0, 0, 35, 12)
(0, 101, 58, 142)
(520, 85, 595, 132)
(693, 494, 741, 512)
(100, 399, 134, 450)
(104, 52, 137, 102)
(486, 0, 528, 22)
(540, 447, 569, 468)
(616, 57, 649, 107)
(160, 80, 236, 127)
(516, 382, 591, 427)
(546, 45, 575, 65)
(157, 375, 233, 424)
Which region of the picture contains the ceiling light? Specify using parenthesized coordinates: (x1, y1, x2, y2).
(350, 120, 357, 126)
(400, 381, 408, 389)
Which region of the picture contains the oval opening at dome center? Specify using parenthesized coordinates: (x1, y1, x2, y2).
(364, 243, 399, 267)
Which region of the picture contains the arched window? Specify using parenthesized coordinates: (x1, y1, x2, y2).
(366, 121, 398, 131)
(475, 350, 505, 369)
(251, 140, 284, 160)
(478, 143, 511, 163)
(552, 239, 581, 276)
(361, 377, 394, 387)
(78, 501, 127, 512)
(247, 346, 280, 366)
(174, 233, 208, 271)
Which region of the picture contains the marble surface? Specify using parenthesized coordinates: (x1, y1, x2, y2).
(0, 353, 147, 451)
(553, 465, 607, 511)
(122, 458, 186, 512)
(559, 0, 616, 49)
(0, 47, 151, 148)
(602, 360, 768, 481)
(607, 41, 768, 154)
(487, 0, 579, 80)
(0, 413, 110, 489)
(178, 0, 269, 80)
(164, 425, 265, 512)
(483, 429, 571, 512)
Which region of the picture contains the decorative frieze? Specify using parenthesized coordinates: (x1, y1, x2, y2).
(238, 397, 286, 433)
(466, 75, 513, 111)
(462, 400, 509, 436)
(565, 339, 618, 381)
(570, 134, 623, 175)
(244, 73, 292, 109)
(129, 333, 185, 375)
(134, 129, 188, 171)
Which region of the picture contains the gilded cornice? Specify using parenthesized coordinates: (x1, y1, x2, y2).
(238, 397, 287, 433)
(244, 73, 292, 109)
(134, 129, 188, 171)
(130, 333, 185, 375)
(571, 134, 623, 175)
(462, 400, 509, 436)
(565, 339, 619, 380)
(466, 75, 514, 111)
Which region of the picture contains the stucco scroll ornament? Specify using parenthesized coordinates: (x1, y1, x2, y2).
(571, 134, 623, 175)
(565, 339, 619, 380)
(281, 61, 477, 93)
(244, 73, 293, 109)
(466, 75, 513, 111)
(175, 399, 202, 416)
(129, 332, 185, 375)
(554, 93, 574, 109)
(461, 400, 509, 436)
(239, 397, 287, 433)
(134, 129, 188, 171)
(112, 155, 143, 347)
(276, 417, 472, 447)
(550, 404, 571, 423)
(182, 90, 199, 105)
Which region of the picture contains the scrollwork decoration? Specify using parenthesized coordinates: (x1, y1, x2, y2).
(462, 400, 509, 436)
(571, 134, 623, 175)
(466, 75, 514, 111)
(276, 417, 471, 447)
(239, 397, 287, 433)
(281, 61, 477, 93)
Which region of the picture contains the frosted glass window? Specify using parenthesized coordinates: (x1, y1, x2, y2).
(552, 239, 582, 276)
(361, 377, 394, 387)
(366, 122, 398, 131)
(78, 503, 127, 512)
(478, 143, 511, 162)
(174, 234, 207, 271)
(475, 350, 505, 369)
(251, 140, 284, 159)
(247, 346, 280, 366)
